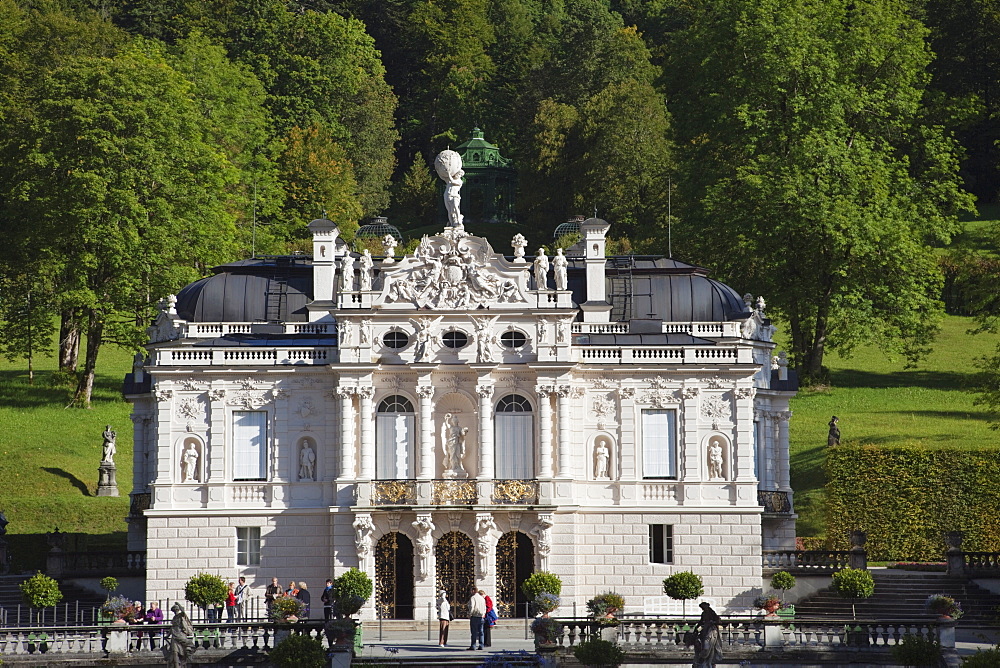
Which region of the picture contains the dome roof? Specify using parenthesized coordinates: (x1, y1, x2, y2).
(356, 217, 402, 242)
(175, 256, 313, 323)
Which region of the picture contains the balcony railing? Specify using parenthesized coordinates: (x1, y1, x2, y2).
(371, 480, 417, 506)
(492, 480, 539, 505)
(431, 480, 477, 505)
(757, 490, 791, 513)
(762, 550, 853, 573)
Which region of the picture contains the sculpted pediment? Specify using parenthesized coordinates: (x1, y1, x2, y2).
(374, 229, 529, 310)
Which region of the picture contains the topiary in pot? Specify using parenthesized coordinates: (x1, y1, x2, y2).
(663, 571, 704, 619)
(19, 571, 62, 623)
(573, 637, 626, 667)
(269, 632, 326, 668)
(521, 571, 562, 603)
(587, 591, 626, 621)
(269, 596, 306, 622)
(334, 568, 373, 616)
(770, 571, 796, 604)
(832, 567, 874, 620)
(99, 576, 119, 599)
(184, 573, 228, 619)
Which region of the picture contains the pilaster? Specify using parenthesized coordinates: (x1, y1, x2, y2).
(417, 383, 435, 479)
(476, 383, 495, 479)
(358, 384, 375, 480)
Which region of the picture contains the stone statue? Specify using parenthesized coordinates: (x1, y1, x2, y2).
(511, 233, 527, 263)
(181, 442, 199, 483)
(434, 150, 465, 228)
(707, 438, 724, 480)
(828, 416, 840, 446)
(413, 515, 436, 578)
(410, 316, 440, 363)
(552, 248, 568, 291)
(340, 255, 355, 292)
(299, 439, 316, 481)
(472, 316, 496, 363)
(441, 413, 469, 479)
(595, 440, 610, 479)
(360, 318, 372, 345)
(691, 602, 723, 668)
(359, 249, 374, 291)
(338, 319, 352, 347)
(101, 426, 117, 465)
(382, 234, 398, 263)
(353, 514, 375, 558)
(533, 249, 549, 290)
(164, 602, 195, 668)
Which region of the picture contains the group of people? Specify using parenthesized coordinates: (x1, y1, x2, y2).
(264, 577, 311, 617)
(435, 587, 497, 650)
(223, 577, 251, 621)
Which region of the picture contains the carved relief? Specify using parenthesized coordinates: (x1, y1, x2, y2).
(176, 396, 205, 432)
(735, 387, 756, 400)
(475, 513, 498, 578)
(593, 395, 614, 429)
(701, 394, 731, 421)
(154, 388, 174, 402)
(682, 387, 700, 399)
(296, 399, 316, 419)
(209, 389, 227, 402)
(354, 514, 375, 558)
(638, 388, 680, 408)
(413, 515, 436, 579)
(531, 514, 554, 570)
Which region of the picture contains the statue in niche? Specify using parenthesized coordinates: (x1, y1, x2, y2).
(707, 438, 724, 480)
(441, 413, 469, 479)
(181, 441, 199, 482)
(827, 416, 840, 446)
(299, 439, 316, 481)
(359, 249, 374, 290)
(594, 439, 610, 479)
(340, 255, 355, 292)
(533, 249, 549, 290)
(434, 150, 465, 228)
(101, 426, 117, 465)
(552, 248, 568, 291)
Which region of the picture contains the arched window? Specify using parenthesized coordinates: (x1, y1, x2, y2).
(495, 394, 533, 479)
(376, 395, 415, 479)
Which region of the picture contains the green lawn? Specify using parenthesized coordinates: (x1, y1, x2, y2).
(788, 314, 1000, 536)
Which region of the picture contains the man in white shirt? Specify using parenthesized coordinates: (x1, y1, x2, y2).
(466, 586, 486, 650)
(234, 577, 249, 621)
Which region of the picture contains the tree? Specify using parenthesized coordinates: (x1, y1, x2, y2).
(184, 572, 228, 617)
(0, 275, 55, 383)
(832, 567, 874, 620)
(19, 571, 63, 623)
(662, 571, 704, 619)
(1, 41, 239, 406)
(390, 152, 437, 228)
(667, 0, 975, 381)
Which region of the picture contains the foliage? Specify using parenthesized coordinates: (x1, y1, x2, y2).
(530, 616, 563, 643)
(533, 592, 560, 615)
(100, 576, 119, 595)
(962, 647, 1000, 667)
(184, 573, 228, 610)
(832, 568, 875, 618)
(389, 153, 437, 229)
(663, 571, 704, 601)
(826, 445, 1000, 560)
(323, 617, 357, 642)
(572, 637, 626, 667)
(770, 571, 797, 597)
(925, 594, 964, 619)
(101, 595, 140, 621)
(891, 633, 942, 667)
(586, 591, 625, 619)
(269, 632, 326, 668)
(269, 596, 306, 622)
(334, 568, 373, 609)
(521, 571, 562, 601)
(19, 571, 62, 609)
(753, 595, 781, 611)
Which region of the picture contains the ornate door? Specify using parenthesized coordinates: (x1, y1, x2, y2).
(435, 531, 475, 618)
(496, 531, 534, 617)
(375, 532, 415, 619)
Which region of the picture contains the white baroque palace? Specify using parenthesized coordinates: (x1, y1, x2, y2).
(125, 217, 797, 618)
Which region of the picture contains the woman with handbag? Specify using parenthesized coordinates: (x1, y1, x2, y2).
(482, 590, 497, 648)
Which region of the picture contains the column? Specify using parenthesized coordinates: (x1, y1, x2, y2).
(535, 385, 553, 478)
(556, 385, 571, 477)
(777, 410, 792, 492)
(477, 384, 495, 479)
(337, 387, 355, 480)
(358, 385, 375, 479)
(417, 384, 435, 479)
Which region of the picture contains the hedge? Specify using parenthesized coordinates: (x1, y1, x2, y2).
(826, 444, 1000, 561)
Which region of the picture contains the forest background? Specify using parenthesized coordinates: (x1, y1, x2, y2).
(2, 0, 1000, 556)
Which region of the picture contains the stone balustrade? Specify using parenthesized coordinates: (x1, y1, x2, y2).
(762, 550, 853, 573)
(573, 345, 751, 365)
(948, 551, 1000, 577)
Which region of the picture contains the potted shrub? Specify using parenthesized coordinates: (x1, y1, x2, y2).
(753, 595, 781, 616)
(831, 567, 874, 621)
(184, 573, 228, 623)
(587, 591, 625, 620)
(100, 576, 119, 600)
(572, 637, 626, 667)
(925, 594, 963, 620)
(522, 571, 562, 609)
(19, 571, 63, 624)
(533, 592, 560, 617)
(269, 633, 327, 668)
(662, 571, 704, 619)
(530, 616, 564, 649)
(269, 596, 306, 623)
(331, 568, 373, 654)
(770, 571, 797, 618)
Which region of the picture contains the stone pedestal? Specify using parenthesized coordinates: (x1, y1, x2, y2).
(97, 463, 119, 497)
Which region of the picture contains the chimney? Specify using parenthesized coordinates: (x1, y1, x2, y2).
(579, 218, 612, 323)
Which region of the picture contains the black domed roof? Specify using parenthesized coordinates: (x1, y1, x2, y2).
(175, 256, 313, 323)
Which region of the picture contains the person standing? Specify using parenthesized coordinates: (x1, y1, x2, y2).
(296, 582, 311, 618)
(467, 586, 486, 651)
(482, 590, 496, 647)
(234, 576, 249, 621)
(265, 577, 282, 612)
(225, 583, 237, 623)
(321, 579, 335, 620)
(437, 590, 451, 647)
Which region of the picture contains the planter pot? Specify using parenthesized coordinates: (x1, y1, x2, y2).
(353, 624, 364, 657)
(776, 605, 795, 620)
(600, 626, 619, 643)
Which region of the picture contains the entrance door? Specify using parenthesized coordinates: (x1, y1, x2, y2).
(435, 531, 475, 618)
(375, 532, 415, 619)
(496, 531, 534, 617)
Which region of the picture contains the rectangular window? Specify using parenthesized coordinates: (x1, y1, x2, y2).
(649, 524, 673, 564)
(233, 411, 267, 480)
(376, 413, 415, 479)
(237, 527, 261, 566)
(642, 409, 677, 478)
(495, 414, 534, 479)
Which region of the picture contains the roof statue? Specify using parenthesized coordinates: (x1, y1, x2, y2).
(434, 149, 465, 229)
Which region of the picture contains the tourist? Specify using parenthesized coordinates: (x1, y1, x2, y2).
(145, 601, 164, 650)
(234, 576, 250, 621)
(296, 581, 311, 618)
(482, 590, 496, 647)
(286, 580, 298, 597)
(437, 590, 450, 647)
(467, 586, 486, 651)
(265, 577, 282, 611)
(321, 578, 335, 620)
(225, 583, 237, 622)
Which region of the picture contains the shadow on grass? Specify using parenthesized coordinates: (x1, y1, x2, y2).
(41, 467, 92, 497)
(829, 368, 975, 391)
(0, 369, 127, 409)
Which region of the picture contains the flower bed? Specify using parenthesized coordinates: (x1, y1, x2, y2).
(888, 562, 947, 572)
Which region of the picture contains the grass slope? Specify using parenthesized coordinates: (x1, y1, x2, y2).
(788, 315, 1000, 536)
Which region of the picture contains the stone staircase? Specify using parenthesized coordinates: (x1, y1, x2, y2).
(0, 574, 106, 625)
(793, 570, 1000, 624)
